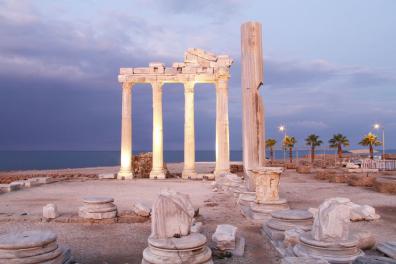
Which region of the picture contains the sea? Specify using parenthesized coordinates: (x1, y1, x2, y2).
(0, 149, 395, 171)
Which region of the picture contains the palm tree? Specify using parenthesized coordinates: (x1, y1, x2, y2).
(329, 134, 350, 158)
(305, 134, 323, 163)
(359, 132, 382, 159)
(265, 138, 277, 163)
(283, 136, 297, 163)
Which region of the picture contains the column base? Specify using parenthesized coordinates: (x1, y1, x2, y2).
(214, 168, 230, 178)
(182, 169, 197, 179)
(117, 170, 134, 180)
(149, 169, 167, 180)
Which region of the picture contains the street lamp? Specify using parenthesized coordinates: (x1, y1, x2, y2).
(279, 125, 287, 164)
(373, 123, 385, 160)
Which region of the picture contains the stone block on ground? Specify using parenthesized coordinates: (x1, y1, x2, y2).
(98, 173, 116, 179)
(232, 236, 245, 257)
(374, 176, 396, 194)
(377, 242, 396, 259)
(35, 177, 57, 184)
(0, 182, 23, 192)
(353, 256, 396, 264)
(131, 202, 151, 217)
(43, 203, 59, 219)
(212, 224, 237, 251)
(25, 178, 42, 187)
(281, 257, 329, 264)
(349, 203, 380, 221)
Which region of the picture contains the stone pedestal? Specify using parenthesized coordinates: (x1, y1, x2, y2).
(294, 232, 363, 263)
(142, 233, 213, 264)
(249, 198, 289, 221)
(242, 167, 289, 221)
(142, 190, 213, 264)
(293, 197, 364, 263)
(263, 209, 313, 240)
(0, 230, 73, 263)
(79, 196, 117, 219)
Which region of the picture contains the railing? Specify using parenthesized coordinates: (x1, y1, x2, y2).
(361, 159, 396, 171)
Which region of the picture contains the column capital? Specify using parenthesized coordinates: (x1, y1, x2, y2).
(215, 67, 231, 81)
(121, 82, 134, 90)
(184, 81, 195, 93)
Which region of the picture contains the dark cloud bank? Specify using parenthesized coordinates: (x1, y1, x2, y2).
(1, 1, 395, 151)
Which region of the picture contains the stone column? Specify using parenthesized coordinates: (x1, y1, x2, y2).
(118, 82, 134, 180)
(214, 76, 230, 177)
(241, 21, 264, 173)
(150, 81, 166, 179)
(182, 82, 197, 179)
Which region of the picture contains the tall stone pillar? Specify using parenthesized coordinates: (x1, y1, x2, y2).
(241, 21, 265, 173)
(118, 82, 134, 180)
(150, 81, 166, 179)
(182, 82, 197, 179)
(214, 76, 230, 177)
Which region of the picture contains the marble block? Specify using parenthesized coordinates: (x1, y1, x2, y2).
(0, 230, 73, 263)
(98, 173, 116, 179)
(79, 196, 117, 219)
(377, 242, 396, 259)
(353, 256, 396, 264)
(132, 202, 151, 217)
(281, 257, 329, 264)
(43, 203, 59, 219)
(150, 189, 195, 239)
(312, 197, 352, 241)
(212, 224, 237, 251)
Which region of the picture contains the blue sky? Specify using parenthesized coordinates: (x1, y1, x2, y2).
(0, 0, 395, 151)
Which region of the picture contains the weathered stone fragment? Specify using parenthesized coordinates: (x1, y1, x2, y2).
(132, 202, 151, 217)
(212, 224, 237, 251)
(43, 203, 59, 219)
(377, 242, 396, 259)
(353, 256, 396, 264)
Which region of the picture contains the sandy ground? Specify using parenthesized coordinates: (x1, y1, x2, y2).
(0, 163, 395, 264)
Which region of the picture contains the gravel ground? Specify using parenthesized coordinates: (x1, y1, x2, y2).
(0, 164, 395, 263)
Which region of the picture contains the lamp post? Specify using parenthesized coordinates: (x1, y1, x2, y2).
(373, 123, 385, 160)
(279, 125, 286, 165)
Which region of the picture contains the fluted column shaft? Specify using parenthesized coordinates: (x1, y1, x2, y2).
(150, 81, 166, 179)
(214, 78, 230, 177)
(182, 82, 197, 179)
(118, 82, 134, 179)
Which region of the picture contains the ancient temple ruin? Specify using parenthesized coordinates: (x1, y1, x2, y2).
(117, 48, 233, 180)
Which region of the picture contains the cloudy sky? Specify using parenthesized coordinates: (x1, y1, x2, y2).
(0, 0, 395, 151)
